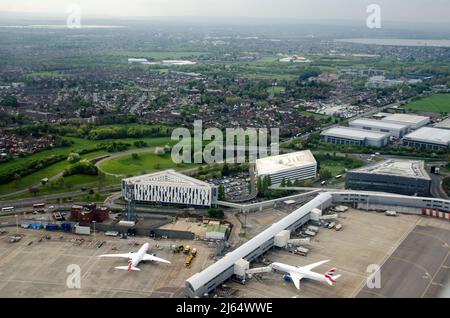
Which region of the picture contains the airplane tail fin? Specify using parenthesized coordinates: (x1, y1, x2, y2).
(324, 273, 341, 285)
(115, 266, 140, 271)
(326, 268, 337, 275)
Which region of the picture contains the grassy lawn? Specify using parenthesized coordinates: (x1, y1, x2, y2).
(405, 94, 450, 113)
(99, 152, 196, 176)
(1, 174, 120, 201)
(299, 111, 329, 120)
(267, 86, 285, 95)
(0, 136, 173, 195)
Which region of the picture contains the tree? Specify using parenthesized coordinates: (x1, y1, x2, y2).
(218, 185, 225, 201)
(131, 153, 139, 160)
(286, 179, 293, 187)
(208, 208, 225, 219)
(1, 94, 18, 107)
(280, 178, 287, 187)
(320, 169, 332, 181)
(67, 152, 81, 164)
(221, 163, 230, 177)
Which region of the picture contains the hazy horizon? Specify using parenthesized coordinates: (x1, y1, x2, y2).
(0, 0, 449, 24)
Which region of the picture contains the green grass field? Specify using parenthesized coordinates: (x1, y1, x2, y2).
(99, 152, 196, 176)
(405, 94, 450, 113)
(0, 135, 173, 195)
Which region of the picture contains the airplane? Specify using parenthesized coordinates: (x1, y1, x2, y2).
(99, 242, 171, 271)
(271, 260, 341, 289)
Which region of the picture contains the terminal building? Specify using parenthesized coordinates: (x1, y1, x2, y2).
(122, 169, 218, 207)
(349, 118, 408, 138)
(346, 159, 431, 196)
(379, 113, 430, 131)
(320, 126, 390, 148)
(402, 127, 450, 150)
(255, 150, 317, 186)
(186, 188, 450, 297)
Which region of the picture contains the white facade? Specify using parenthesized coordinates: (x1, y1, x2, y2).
(349, 118, 408, 138)
(122, 170, 217, 207)
(255, 150, 317, 185)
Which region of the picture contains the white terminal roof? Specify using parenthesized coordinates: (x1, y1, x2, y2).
(321, 126, 390, 140)
(349, 159, 430, 180)
(403, 127, 450, 146)
(381, 113, 430, 125)
(350, 118, 408, 130)
(255, 150, 317, 176)
(122, 169, 212, 188)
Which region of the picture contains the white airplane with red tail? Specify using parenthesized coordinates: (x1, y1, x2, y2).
(99, 242, 170, 271)
(271, 260, 341, 289)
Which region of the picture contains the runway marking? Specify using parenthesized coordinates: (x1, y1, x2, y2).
(389, 256, 431, 277)
(420, 250, 450, 298)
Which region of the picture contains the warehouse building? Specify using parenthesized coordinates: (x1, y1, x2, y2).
(346, 159, 431, 196)
(185, 193, 333, 298)
(380, 113, 430, 131)
(255, 150, 317, 186)
(402, 127, 450, 150)
(349, 118, 408, 138)
(434, 118, 450, 130)
(320, 126, 390, 148)
(122, 169, 218, 207)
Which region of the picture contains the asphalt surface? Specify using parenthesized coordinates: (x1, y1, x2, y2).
(357, 225, 450, 298)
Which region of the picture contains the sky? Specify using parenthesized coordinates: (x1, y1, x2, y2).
(0, 0, 449, 24)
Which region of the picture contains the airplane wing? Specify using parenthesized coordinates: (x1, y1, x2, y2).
(143, 254, 171, 264)
(289, 272, 304, 290)
(99, 253, 134, 259)
(115, 266, 140, 271)
(298, 260, 330, 272)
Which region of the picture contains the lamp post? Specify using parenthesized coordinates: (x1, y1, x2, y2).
(92, 220, 96, 241)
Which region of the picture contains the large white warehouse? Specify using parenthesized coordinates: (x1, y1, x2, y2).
(380, 113, 430, 131)
(320, 126, 390, 148)
(349, 118, 408, 138)
(255, 150, 317, 185)
(402, 127, 450, 150)
(122, 169, 218, 207)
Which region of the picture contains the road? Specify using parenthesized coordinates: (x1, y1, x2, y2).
(430, 174, 449, 200)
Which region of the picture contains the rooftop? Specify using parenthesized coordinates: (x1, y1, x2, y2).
(321, 126, 390, 140)
(255, 150, 317, 175)
(434, 118, 450, 129)
(403, 127, 450, 146)
(122, 169, 212, 188)
(349, 159, 430, 180)
(381, 113, 430, 125)
(350, 118, 408, 130)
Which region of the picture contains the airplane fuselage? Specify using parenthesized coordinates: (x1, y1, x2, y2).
(129, 242, 150, 269)
(271, 262, 329, 285)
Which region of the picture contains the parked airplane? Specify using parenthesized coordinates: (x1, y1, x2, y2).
(99, 242, 171, 271)
(271, 260, 341, 289)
